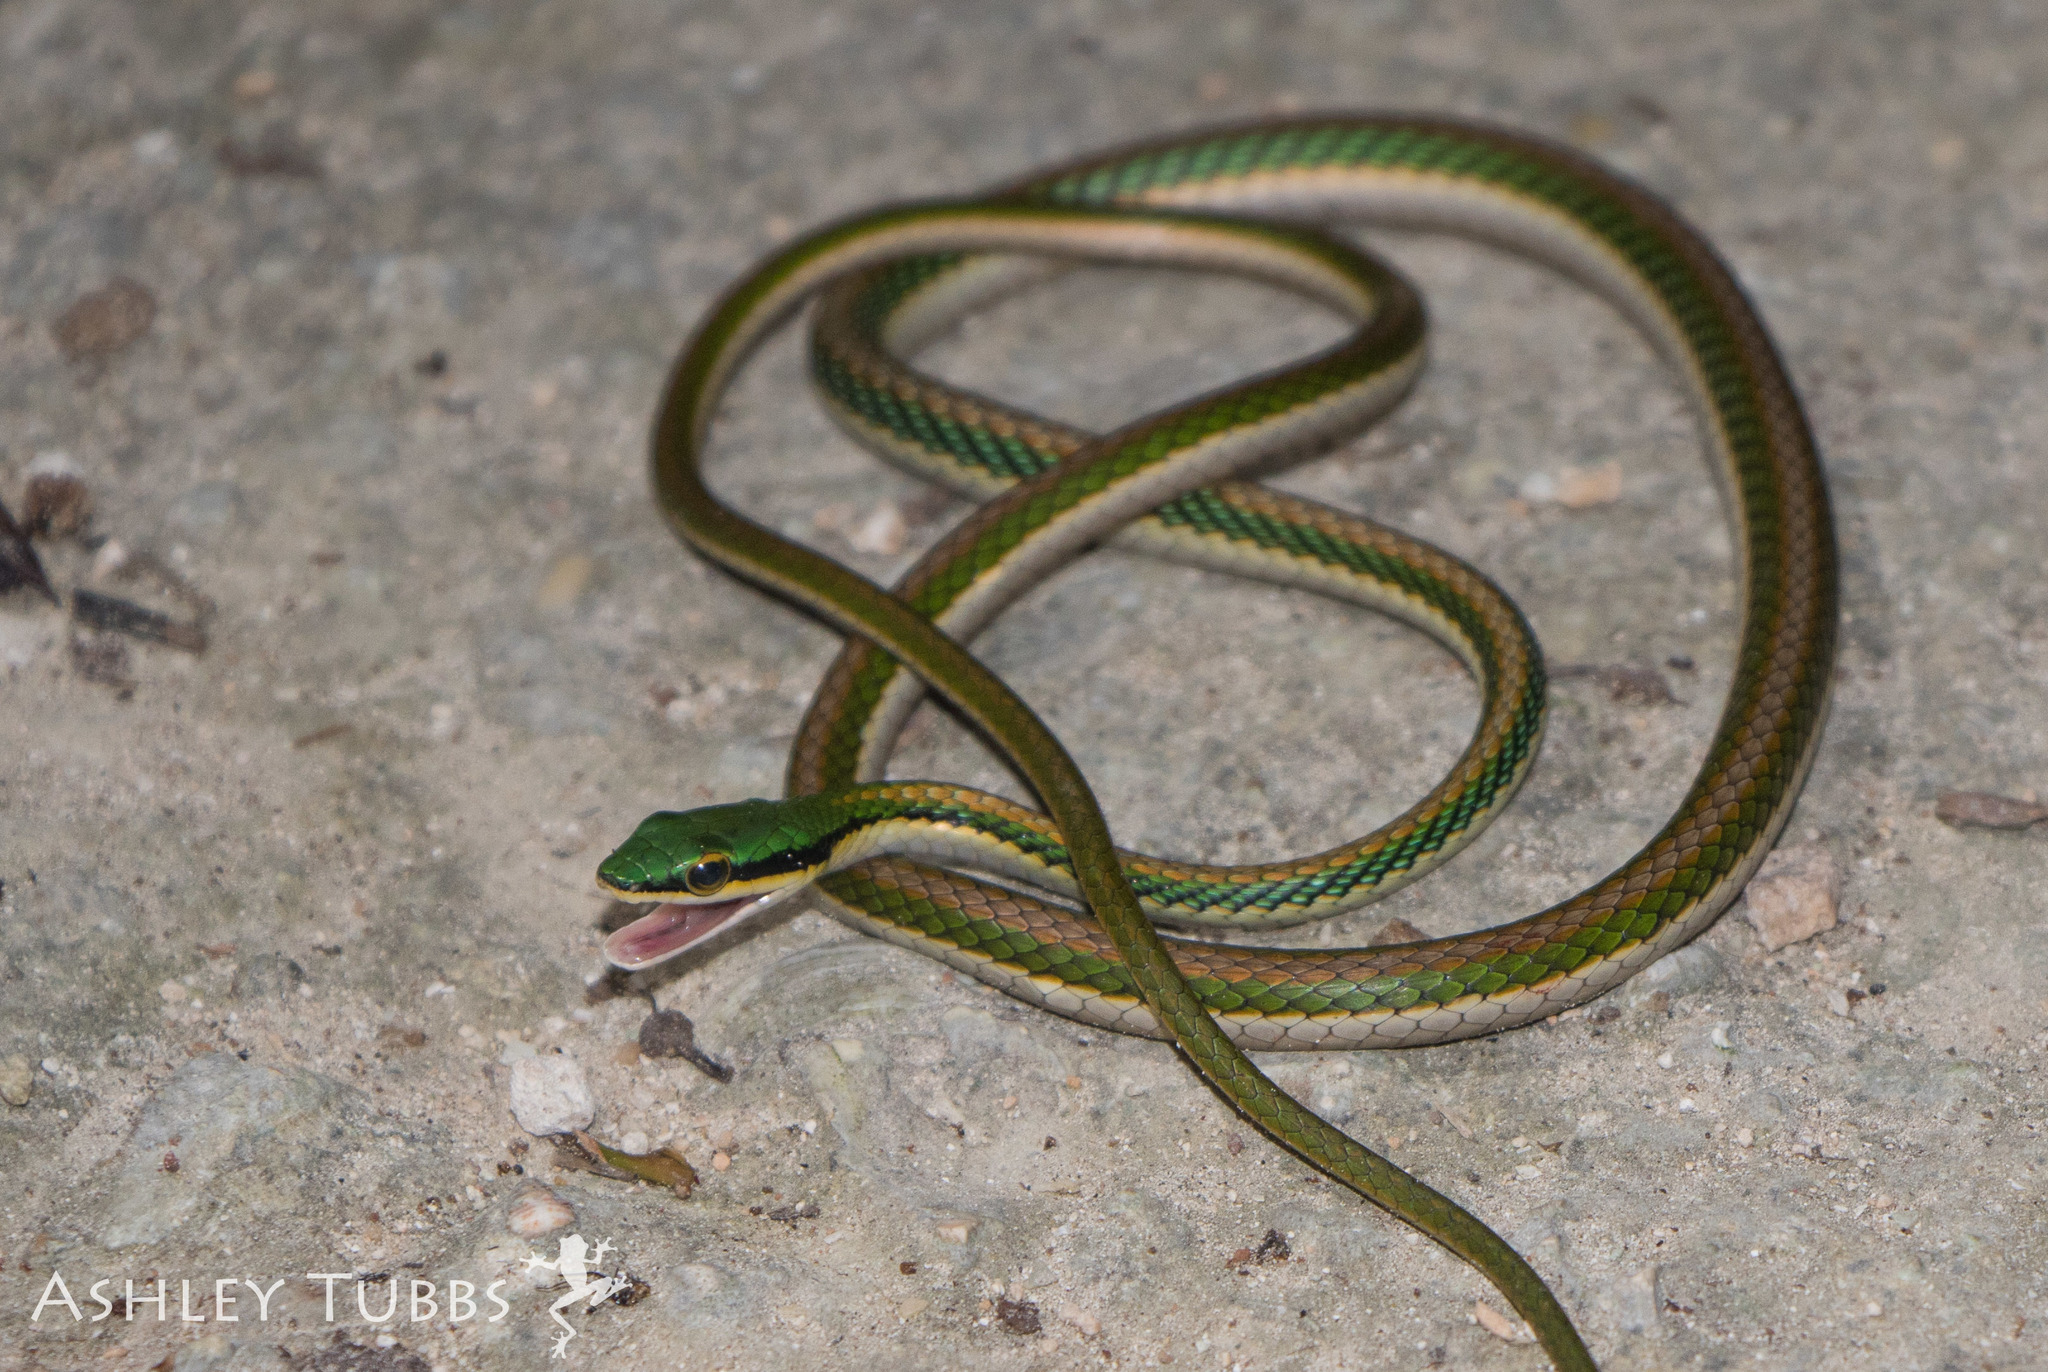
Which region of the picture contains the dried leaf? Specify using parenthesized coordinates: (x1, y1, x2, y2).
(73, 589, 206, 652)
(552, 1129, 698, 1197)
(1935, 789, 2048, 831)
(0, 496, 57, 603)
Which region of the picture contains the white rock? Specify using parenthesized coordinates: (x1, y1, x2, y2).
(1740, 844, 1841, 951)
(848, 502, 907, 555)
(508, 1053, 593, 1135)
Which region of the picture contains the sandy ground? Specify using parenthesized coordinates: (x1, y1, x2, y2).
(2, 2, 2045, 1369)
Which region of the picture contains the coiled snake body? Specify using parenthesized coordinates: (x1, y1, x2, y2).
(597, 117, 1837, 1369)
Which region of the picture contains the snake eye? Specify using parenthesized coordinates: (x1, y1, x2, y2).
(683, 854, 732, 896)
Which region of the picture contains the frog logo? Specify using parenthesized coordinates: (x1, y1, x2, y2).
(521, 1234, 627, 1358)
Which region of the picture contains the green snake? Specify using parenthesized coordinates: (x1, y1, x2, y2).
(599, 116, 1837, 1370)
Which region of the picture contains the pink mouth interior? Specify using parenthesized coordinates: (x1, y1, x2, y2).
(604, 899, 752, 969)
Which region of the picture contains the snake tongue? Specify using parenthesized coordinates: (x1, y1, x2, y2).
(604, 900, 751, 970)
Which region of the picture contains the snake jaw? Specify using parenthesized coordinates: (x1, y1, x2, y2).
(602, 881, 807, 970)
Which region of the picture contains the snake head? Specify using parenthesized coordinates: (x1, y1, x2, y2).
(594, 799, 830, 970)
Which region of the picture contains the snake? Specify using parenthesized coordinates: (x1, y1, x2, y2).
(597, 116, 1837, 1371)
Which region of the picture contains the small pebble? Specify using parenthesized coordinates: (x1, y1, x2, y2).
(51, 278, 156, 361)
(1555, 461, 1623, 508)
(92, 537, 129, 579)
(507, 1053, 594, 1135)
(711, 1151, 731, 1172)
(1475, 1300, 1534, 1343)
(1735, 1128, 1755, 1147)
(0, 1057, 32, 1106)
(848, 502, 908, 556)
(1741, 844, 1841, 951)
(506, 1188, 575, 1238)
(1827, 986, 1855, 1019)
(535, 553, 594, 611)
(158, 980, 188, 1003)
(934, 1219, 974, 1244)
(132, 129, 177, 165)
(1371, 915, 1428, 945)
(232, 70, 277, 99)
(897, 1298, 929, 1321)
(618, 1130, 650, 1155)
(1060, 1307, 1102, 1337)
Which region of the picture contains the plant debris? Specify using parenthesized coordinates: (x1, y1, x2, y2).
(606, 1273, 652, 1307)
(0, 495, 57, 603)
(751, 1199, 821, 1224)
(278, 1332, 432, 1372)
(51, 278, 156, 361)
(217, 135, 324, 179)
(70, 634, 134, 691)
(1552, 662, 1680, 705)
(549, 1128, 698, 1198)
(994, 1297, 1041, 1335)
(24, 460, 90, 538)
(73, 588, 207, 652)
(637, 1008, 734, 1081)
(1935, 789, 2047, 831)
(292, 724, 354, 749)
(1228, 1228, 1292, 1271)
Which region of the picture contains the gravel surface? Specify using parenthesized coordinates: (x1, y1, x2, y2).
(2, 2, 2044, 1369)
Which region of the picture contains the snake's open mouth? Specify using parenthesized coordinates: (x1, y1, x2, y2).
(603, 886, 801, 970)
